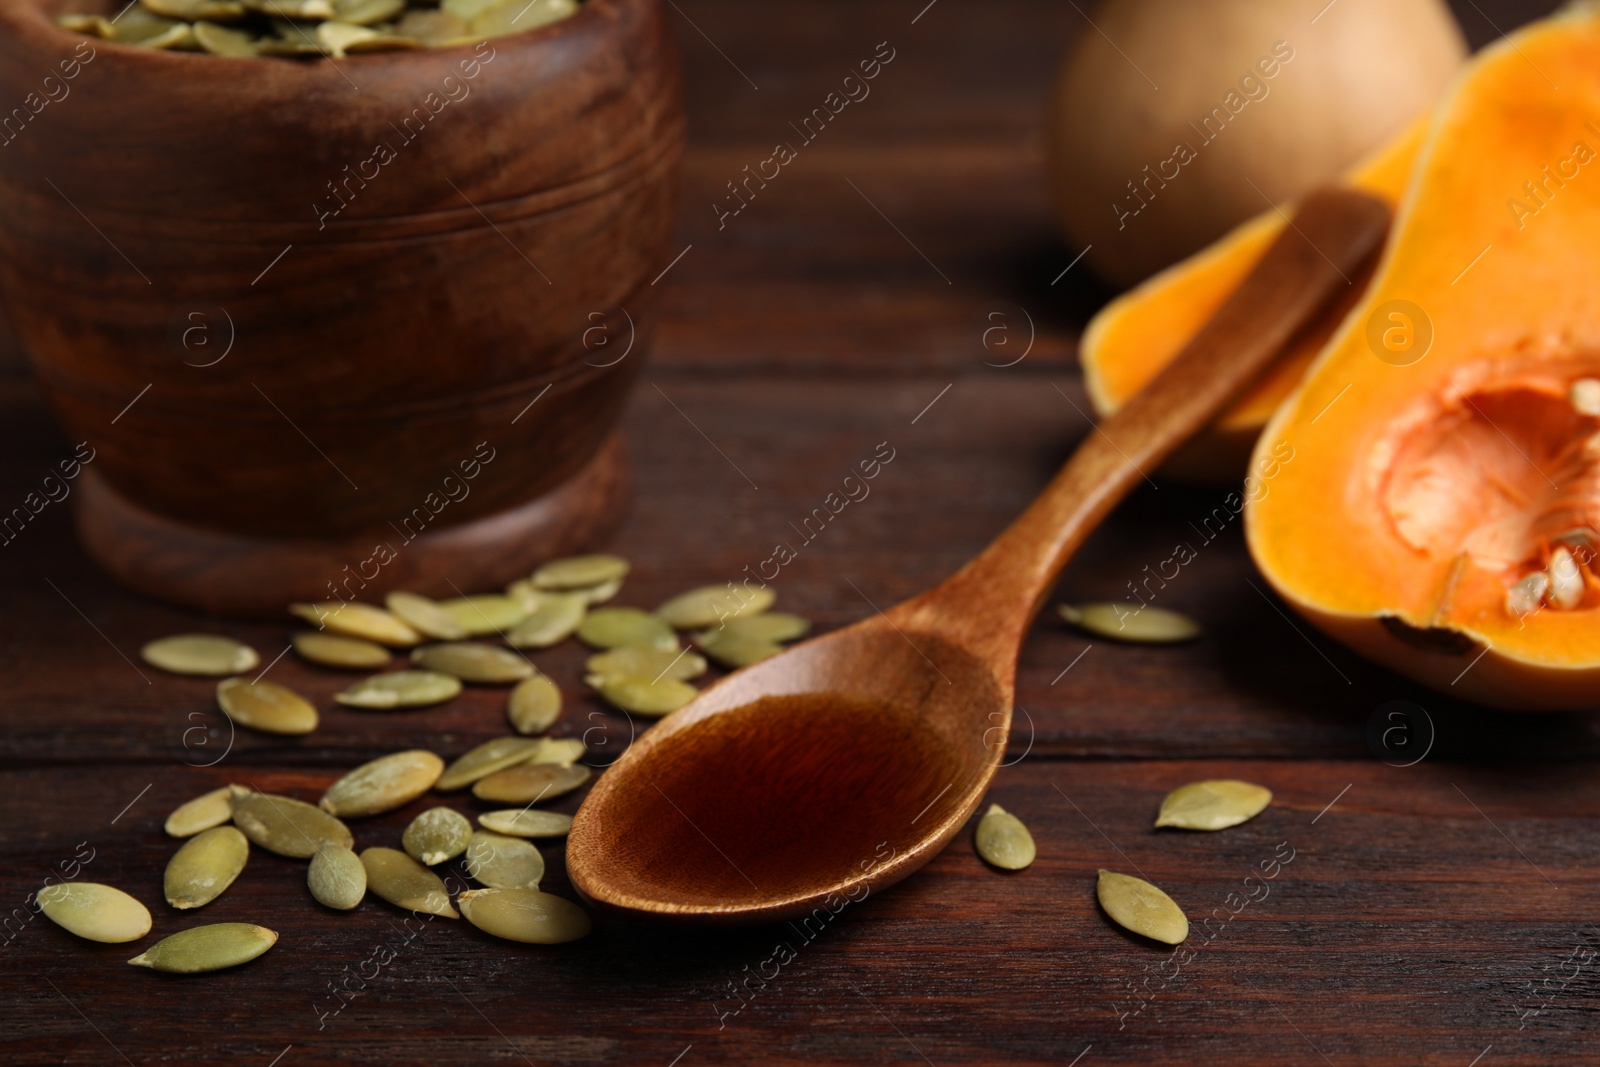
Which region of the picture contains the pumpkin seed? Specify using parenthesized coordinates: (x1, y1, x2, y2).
(472, 762, 590, 804)
(194, 19, 258, 54)
(58, 14, 112, 35)
(345, 34, 423, 52)
(437, 594, 529, 636)
(335, 670, 461, 709)
(335, 0, 404, 23)
(596, 675, 697, 717)
(437, 737, 546, 791)
(1571, 378, 1600, 416)
(576, 607, 677, 651)
(696, 612, 810, 644)
(586, 645, 706, 683)
(411, 642, 533, 685)
(479, 809, 573, 838)
(1154, 780, 1272, 831)
(165, 826, 249, 909)
(403, 806, 473, 865)
(394, 7, 467, 45)
(144, 0, 247, 17)
(292, 630, 390, 670)
(385, 591, 468, 641)
(656, 584, 775, 630)
(290, 601, 421, 647)
(1506, 570, 1549, 617)
(320, 750, 443, 818)
(142, 634, 259, 677)
(533, 553, 629, 591)
(507, 674, 562, 735)
(360, 848, 458, 918)
(216, 678, 318, 736)
(471, 0, 574, 37)
(536, 737, 587, 767)
(458, 888, 590, 944)
(315, 21, 375, 56)
(106, 8, 179, 42)
(697, 633, 783, 669)
(37, 883, 151, 943)
(1058, 603, 1201, 644)
(254, 36, 323, 55)
(308, 844, 366, 910)
(230, 786, 353, 858)
(138, 23, 199, 48)
(1549, 546, 1584, 610)
(505, 592, 586, 648)
(1096, 869, 1188, 945)
(463, 830, 544, 889)
(245, 0, 335, 17)
(165, 785, 236, 838)
(974, 804, 1035, 870)
(574, 576, 623, 605)
(128, 923, 277, 973)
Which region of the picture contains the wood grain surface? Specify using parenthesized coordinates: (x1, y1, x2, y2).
(0, 1, 1588, 1065)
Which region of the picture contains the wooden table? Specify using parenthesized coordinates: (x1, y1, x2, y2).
(4, 2, 1593, 1064)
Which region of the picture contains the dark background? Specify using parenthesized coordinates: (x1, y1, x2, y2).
(2, 2, 1591, 1066)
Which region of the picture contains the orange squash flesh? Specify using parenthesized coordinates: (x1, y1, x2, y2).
(1080, 117, 1429, 481)
(1248, 8, 1600, 710)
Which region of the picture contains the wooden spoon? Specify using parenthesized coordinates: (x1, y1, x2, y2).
(568, 188, 1390, 923)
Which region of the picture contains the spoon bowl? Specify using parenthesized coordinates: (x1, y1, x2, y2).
(569, 188, 1392, 923)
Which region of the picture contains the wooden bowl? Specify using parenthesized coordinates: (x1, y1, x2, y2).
(0, 0, 682, 616)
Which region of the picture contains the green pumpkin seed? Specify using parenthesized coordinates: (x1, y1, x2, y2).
(472, 762, 590, 804)
(106, 8, 179, 43)
(507, 674, 562, 735)
(165, 785, 236, 838)
(290, 601, 421, 647)
(230, 787, 352, 859)
(335, 670, 461, 709)
(128, 923, 277, 973)
(536, 737, 586, 767)
(656, 584, 775, 630)
(141, 634, 259, 677)
(533, 553, 629, 591)
(315, 21, 376, 56)
(576, 607, 676, 651)
(165, 826, 249, 909)
(58, 14, 112, 35)
(504, 592, 586, 648)
(411, 642, 533, 685)
(696, 633, 783, 670)
(308, 844, 366, 910)
(586, 645, 706, 683)
(1096, 869, 1188, 945)
(696, 612, 810, 644)
(1058, 603, 1200, 644)
(458, 887, 590, 944)
(217, 678, 318, 736)
(193, 20, 257, 54)
(144, 0, 246, 20)
(244, 0, 335, 17)
(403, 807, 473, 865)
(436, 737, 546, 791)
(320, 750, 443, 818)
(1154, 780, 1272, 831)
(596, 676, 696, 717)
(471, 0, 574, 37)
(393, 8, 467, 45)
(437, 594, 529, 637)
(463, 830, 544, 889)
(334, 0, 404, 23)
(478, 809, 573, 838)
(574, 576, 623, 605)
(385, 591, 468, 641)
(254, 36, 324, 55)
(292, 630, 390, 670)
(360, 848, 458, 918)
(974, 804, 1035, 871)
(137, 23, 198, 48)
(38, 883, 151, 943)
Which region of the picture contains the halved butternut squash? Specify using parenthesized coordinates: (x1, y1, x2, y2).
(1080, 117, 1427, 482)
(1247, 6, 1600, 710)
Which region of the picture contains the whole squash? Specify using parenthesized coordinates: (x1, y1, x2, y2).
(1048, 0, 1465, 288)
(1247, 5, 1600, 710)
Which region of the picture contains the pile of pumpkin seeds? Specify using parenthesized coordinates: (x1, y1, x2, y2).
(61, 554, 810, 968)
(56, 0, 581, 58)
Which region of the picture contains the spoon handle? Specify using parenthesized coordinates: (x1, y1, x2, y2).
(901, 188, 1391, 663)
